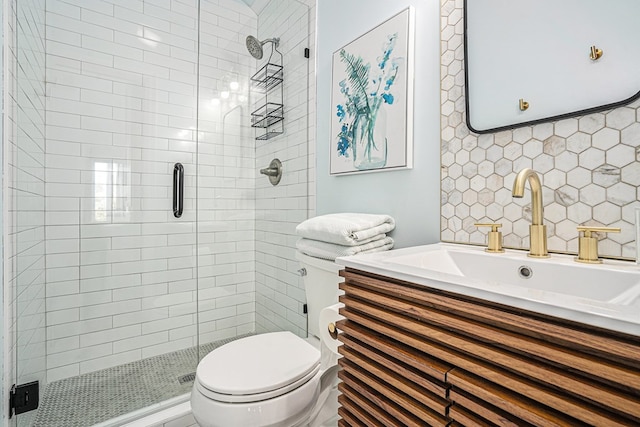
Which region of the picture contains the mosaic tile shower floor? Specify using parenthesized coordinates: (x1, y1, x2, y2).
(29, 335, 250, 427)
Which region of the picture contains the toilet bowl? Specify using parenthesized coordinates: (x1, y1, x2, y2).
(191, 253, 343, 427)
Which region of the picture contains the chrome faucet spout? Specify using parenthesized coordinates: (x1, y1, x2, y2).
(512, 168, 549, 258)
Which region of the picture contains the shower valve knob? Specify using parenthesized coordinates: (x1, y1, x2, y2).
(297, 268, 307, 277)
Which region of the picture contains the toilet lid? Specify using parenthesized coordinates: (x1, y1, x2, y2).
(196, 331, 321, 397)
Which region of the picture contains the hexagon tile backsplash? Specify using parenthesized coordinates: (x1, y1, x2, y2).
(440, 0, 640, 259)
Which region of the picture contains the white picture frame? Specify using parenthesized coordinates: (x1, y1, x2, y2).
(330, 7, 414, 175)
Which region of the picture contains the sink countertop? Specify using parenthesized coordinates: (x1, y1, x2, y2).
(336, 243, 640, 336)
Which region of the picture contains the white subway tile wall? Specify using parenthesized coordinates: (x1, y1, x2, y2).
(441, 1, 640, 259)
(254, 0, 311, 336)
(7, 0, 48, 410)
(43, 0, 258, 382)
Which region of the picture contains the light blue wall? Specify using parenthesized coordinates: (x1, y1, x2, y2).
(316, 0, 441, 248)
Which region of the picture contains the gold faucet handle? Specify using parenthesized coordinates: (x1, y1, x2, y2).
(474, 223, 504, 253)
(575, 226, 621, 264)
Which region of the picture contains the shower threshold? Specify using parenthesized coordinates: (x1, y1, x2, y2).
(29, 334, 252, 427)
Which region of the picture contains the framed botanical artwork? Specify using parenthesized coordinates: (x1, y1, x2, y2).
(330, 7, 415, 175)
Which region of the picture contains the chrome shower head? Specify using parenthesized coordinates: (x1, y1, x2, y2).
(246, 35, 264, 59)
(245, 35, 280, 60)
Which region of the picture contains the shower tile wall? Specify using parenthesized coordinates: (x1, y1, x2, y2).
(6, 0, 47, 411)
(254, 0, 311, 336)
(195, 0, 257, 346)
(44, 0, 255, 382)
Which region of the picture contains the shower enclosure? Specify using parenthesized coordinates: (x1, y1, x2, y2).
(5, 0, 312, 425)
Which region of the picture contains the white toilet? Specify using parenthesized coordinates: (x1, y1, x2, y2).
(191, 252, 343, 427)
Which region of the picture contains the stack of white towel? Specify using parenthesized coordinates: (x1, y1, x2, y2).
(295, 213, 395, 261)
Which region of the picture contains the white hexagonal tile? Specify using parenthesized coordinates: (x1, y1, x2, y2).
(486, 202, 502, 220)
(503, 203, 522, 222)
(542, 169, 566, 188)
(470, 175, 486, 192)
(448, 216, 462, 230)
(554, 118, 578, 137)
(470, 204, 486, 219)
(513, 127, 532, 143)
(599, 239, 622, 258)
(448, 85, 463, 102)
(494, 130, 513, 147)
(555, 219, 578, 240)
(448, 60, 462, 76)
(486, 145, 503, 162)
(441, 229, 454, 241)
(504, 142, 523, 160)
(592, 128, 620, 150)
(478, 160, 494, 177)
(567, 202, 592, 224)
(448, 111, 463, 127)
(607, 182, 635, 206)
(578, 147, 605, 169)
(512, 218, 530, 238)
(578, 113, 605, 134)
(532, 122, 554, 140)
(477, 133, 494, 149)
(478, 188, 494, 206)
(593, 201, 622, 224)
(442, 75, 455, 91)
(555, 151, 578, 172)
(462, 162, 478, 178)
(547, 236, 568, 253)
(522, 139, 543, 159)
(566, 132, 591, 154)
(448, 163, 463, 179)
(621, 201, 640, 223)
(486, 174, 504, 192)
(469, 147, 485, 164)
(621, 162, 640, 186)
(606, 144, 635, 168)
(442, 177, 455, 192)
(462, 135, 477, 150)
(621, 123, 640, 147)
(442, 100, 455, 116)
(455, 203, 470, 218)
(449, 190, 463, 206)
(442, 203, 455, 219)
(512, 157, 533, 171)
(455, 175, 470, 192)
(455, 149, 469, 164)
(494, 187, 511, 205)
(579, 183, 606, 206)
(442, 152, 455, 167)
(462, 189, 478, 206)
(605, 107, 636, 130)
(544, 202, 566, 223)
(532, 153, 554, 174)
(442, 126, 455, 142)
(566, 167, 591, 189)
(455, 123, 470, 139)
(543, 135, 566, 155)
(504, 233, 522, 248)
(592, 164, 621, 188)
(607, 220, 634, 245)
(554, 185, 579, 206)
(495, 158, 512, 175)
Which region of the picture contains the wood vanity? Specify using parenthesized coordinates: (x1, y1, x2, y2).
(336, 268, 640, 426)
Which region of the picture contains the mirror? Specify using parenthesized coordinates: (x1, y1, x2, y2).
(464, 0, 640, 133)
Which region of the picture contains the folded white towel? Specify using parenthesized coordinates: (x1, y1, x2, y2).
(296, 213, 396, 246)
(296, 237, 394, 261)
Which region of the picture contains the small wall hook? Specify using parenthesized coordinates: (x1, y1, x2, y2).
(589, 46, 603, 61)
(519, 98, 529, 111)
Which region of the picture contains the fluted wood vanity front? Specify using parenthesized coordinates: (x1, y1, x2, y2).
(336, 268, 640, 427)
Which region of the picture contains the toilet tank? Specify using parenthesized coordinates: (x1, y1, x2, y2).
(296, 252, 344, 339)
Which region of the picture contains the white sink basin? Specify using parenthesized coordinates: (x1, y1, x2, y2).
(336, 243, 640, 335)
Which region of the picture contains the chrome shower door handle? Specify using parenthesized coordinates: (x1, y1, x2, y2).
(173, 163, 184, 218)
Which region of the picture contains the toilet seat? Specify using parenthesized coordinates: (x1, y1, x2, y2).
(195, 331, 321, 404)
